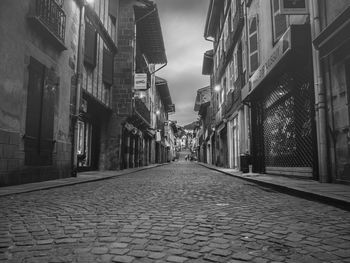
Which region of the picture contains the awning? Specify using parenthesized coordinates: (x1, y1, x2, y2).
(242, 25, 311, 102)
(202, 50, 214, 75)
(313, 6, 350, 58)
(155, 77, 173, 112)
(134, 4, 167, 64)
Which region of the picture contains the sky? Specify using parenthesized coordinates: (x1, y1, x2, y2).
(154, 0, 212, 126)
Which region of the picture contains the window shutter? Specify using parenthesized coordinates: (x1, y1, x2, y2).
(248, 15, 259, 74)
(25, 58, 55, 166)
(39, 68, 56, 165)
(103, 48, 114, 85)
(241, 31, 246, 72)
(25, 58, 45, 165)
(84, 22, 97, 68)
(109, 0, 118, 19)
(234, 47, 238, 81)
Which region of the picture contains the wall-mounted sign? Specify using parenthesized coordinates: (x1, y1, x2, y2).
(279, 0, 309, 15)
(134, 73, 147, 90)
(249, 28, 291, 94)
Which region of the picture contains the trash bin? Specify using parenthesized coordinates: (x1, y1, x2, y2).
(240, 153, 250, 173)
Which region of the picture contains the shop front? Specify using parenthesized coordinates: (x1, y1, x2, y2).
(77, 92, 111, 171)
(242, 25, 317, 178)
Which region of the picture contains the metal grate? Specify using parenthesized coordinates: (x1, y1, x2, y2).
(36, 0, 66, 42)
(263, 72, 314, 167)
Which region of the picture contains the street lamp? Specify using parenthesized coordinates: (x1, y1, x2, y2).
(214, 85, 221, 92)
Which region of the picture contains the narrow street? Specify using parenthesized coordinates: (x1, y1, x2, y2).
(1, 162, 349, 263)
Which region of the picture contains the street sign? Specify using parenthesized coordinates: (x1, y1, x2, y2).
(134, 73, 147, 90)
(279, 0, 309, 15)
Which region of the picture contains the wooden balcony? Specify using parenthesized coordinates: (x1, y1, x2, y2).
(133, 98, 151, 127)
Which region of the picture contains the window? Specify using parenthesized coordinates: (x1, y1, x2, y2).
(230, 60, 235, 91)
(108, 0, 118, 42)
(84, 22, 97, 68)
(248, 15, 259, 74)
(241, 31, 247, 73)
(25, 57, 56, 166)
(103, 48, 114, 85)
(103, 83, 111, 107)
(271, 0, 288, 42)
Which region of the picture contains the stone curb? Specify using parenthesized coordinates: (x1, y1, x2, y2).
(198, 162, 350, 211)
(0, 163, 169, 197)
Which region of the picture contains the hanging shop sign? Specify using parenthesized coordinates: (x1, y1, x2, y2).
(134, 73, 147, 90)
(279, 0, 308, 15)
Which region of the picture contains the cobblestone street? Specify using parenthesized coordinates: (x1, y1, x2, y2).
(1, 162, 350, 263)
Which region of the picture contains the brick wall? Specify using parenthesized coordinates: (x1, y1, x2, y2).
(101, 0, 136, 170)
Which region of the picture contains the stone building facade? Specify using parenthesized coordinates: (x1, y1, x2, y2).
(0, 0, 80, 186)
(313, 0, 350, 183)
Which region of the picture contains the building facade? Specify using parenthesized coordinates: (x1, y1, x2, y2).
(114, 0, 172, 169)
(202, 0, 350, 184)
(313, 0, 350, 183)
(0, 0, 80, 186)
(203, 0, 250, 170)
(0, 0, 172, 186)
(74, 0, 118, 173)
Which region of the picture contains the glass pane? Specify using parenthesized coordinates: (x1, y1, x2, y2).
(274, 14, 287, 40)
(249, 34, 258, 53)
(250, 52, 259, 72)
(249, 16, 257, 33)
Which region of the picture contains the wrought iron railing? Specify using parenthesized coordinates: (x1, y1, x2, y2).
(35, 0, 66, 42)
(134, 98, 151, 125)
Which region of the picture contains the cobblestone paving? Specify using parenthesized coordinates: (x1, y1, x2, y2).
(1, 162, 350, 263)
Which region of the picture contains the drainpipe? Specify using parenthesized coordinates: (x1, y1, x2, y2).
(71, 2, 85, 177)
(310, 0, 329, 182)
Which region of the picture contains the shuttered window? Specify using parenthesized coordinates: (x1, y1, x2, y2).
(272, 0, 288, 42)
(84, 22, 97, 68)
(25, 57, 56, 166)
(103, 48, 114, 85)
(248, 15, 259, 74)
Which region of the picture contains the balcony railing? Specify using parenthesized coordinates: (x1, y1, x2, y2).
(32, 0, 66, 44)
(134, 98, 151, 126)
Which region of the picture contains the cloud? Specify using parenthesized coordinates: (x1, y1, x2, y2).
(154, 0, 212, 126)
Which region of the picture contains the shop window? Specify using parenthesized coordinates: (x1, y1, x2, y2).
(84, 22, 97, 68)
(24, 57, 56, 166)
(248, 15, 259, 74)
(77, 120, 92, 168)
(271, 0, 288, 43)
